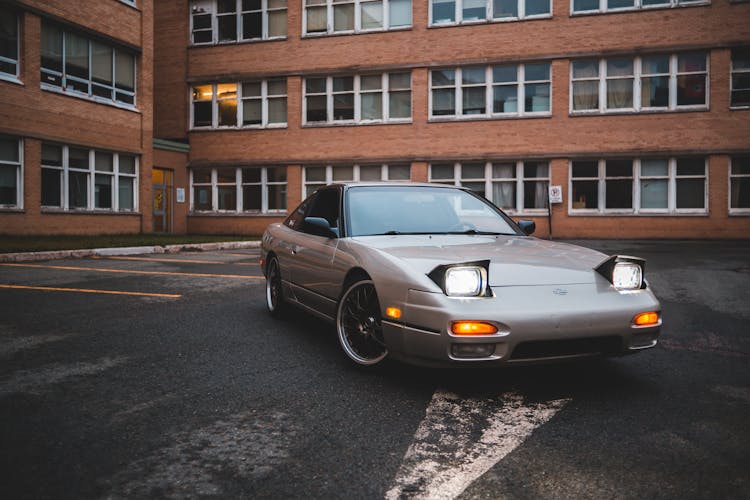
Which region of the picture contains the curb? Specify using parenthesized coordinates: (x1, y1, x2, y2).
(0, 240, 261, 263)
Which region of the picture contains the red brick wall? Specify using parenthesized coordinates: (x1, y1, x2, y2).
(153, 0, 189, 140)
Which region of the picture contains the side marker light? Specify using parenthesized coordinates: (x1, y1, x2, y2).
(451, 321, 498, 336)
(385, 307, 402, 320)
(633, 311, 660, 327)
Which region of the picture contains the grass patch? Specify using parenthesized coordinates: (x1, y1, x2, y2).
(0, 234, 257, 254)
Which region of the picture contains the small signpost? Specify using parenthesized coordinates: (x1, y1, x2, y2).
(548, 185, 563, 239)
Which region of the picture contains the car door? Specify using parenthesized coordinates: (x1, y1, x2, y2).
(286, 187, 344, 319)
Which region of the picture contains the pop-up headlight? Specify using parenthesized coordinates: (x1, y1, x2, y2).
(596, 255, 646, 291)
(428, 260, 491, 297)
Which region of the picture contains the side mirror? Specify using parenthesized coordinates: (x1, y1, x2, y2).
(304, 217, 338, 238)
(517, 219, 536, 235)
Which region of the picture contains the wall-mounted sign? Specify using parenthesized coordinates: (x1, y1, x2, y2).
(548, 185, 563, 204)
(176, 188, 185, 203)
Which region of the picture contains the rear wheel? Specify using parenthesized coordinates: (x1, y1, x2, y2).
(265, 256, 285, 317)
(336, 279, 388, 366)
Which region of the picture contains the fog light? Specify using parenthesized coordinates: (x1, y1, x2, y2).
(451, 343, 496, 359)
(633, 311, 660, 327)
(385, 307, 402, 320)
(451, 321, 498, 336)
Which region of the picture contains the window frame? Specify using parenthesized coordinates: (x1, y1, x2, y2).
(0, 7, 20, 82)
(729, 157, 750, 215)
(427, 161, 550, 215)
(190, 79, 288, 129)
(0, 136, 23, 209)
(568, 158, 708, 215)
(303, 164, 411, 197)
(570, 0, 709, 15)
(190, 0, 288, 45)
(190, 166, 288, 213)
(429, 63, 552, 120)
(40, 21, 137, 109)
(428, 0, 552, 27)
(730, 48, 750, 109)
(40, 143, 139, 212)
(569, 53, 709, 115)
(302, 0, 412, 36)
(302, 73, 412, 125)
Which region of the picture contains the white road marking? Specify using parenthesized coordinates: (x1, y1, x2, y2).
(386, 390, 570, 500)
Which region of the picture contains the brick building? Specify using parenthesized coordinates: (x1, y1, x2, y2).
(2, 0, 750, 238)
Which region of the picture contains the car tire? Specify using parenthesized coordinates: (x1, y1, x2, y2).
(265, 256, 286, 317)
(336, 279, 388, 366)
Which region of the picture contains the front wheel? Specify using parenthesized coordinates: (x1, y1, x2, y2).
(265, 256, 285, 317)
(336, 279, 388, 366)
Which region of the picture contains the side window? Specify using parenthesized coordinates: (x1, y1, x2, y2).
(284, 194, 314, 231)
(306, 188, 341, 232)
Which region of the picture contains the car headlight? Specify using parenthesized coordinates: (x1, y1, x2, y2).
(428, 261, 491, 297)
(595, 255, 646, 291)
(612, 262, 642, 290)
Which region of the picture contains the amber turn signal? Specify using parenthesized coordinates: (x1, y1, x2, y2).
(633, 311, 660, 326)
(451, 321, 498, 336)
(385, 307, 402, 320)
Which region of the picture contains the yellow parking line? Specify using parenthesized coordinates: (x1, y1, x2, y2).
(0, 284, 182, 298)
(0, 263, 264, 280)
(94, 255, 258, 266)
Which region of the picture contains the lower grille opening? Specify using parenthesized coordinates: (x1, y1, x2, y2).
(510, 336, 623, 360)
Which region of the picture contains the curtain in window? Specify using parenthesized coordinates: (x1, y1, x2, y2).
(115, 50, 135, 92)
(306, 1, 327, 32)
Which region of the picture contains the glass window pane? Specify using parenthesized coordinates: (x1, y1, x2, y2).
(389, 91, 411, 118)
(268, 184, 286, 210)
(361, 0, 383, 29)
(525, 0, 550, 15)
(642, 55, 670, 75)
(732, 48, 750, 71)
(493, 85, 517, 113)
(463, 0, 486, 21)
(333, 3, 355, 31)
(678, 53, 707, 73)
(268, 10, 287, 37)
(217, 168, 236, 183)
(95, 152, 113, 172)
(95, 174, 112, 209)
(361, 93, 383, 120)
(492, 181, 515, 209)
(0, 9, 17, 62)
(731, 178, 750, 208)
(676, 179, 704, 208)
(608, 0, 634, 8)
(69, 171, 89, 208)
(640, 178, 667, 209)
(268, 79, 287, 95)
(333, 76, 353, 92)
(268, 98, 287, 124)
(641, 76, 669, 108)
(677, 74, 706, 106)
(525, 63, 550, 81)
(361, 75, 382, 91)
(462, 163, 485, 179)
(218, 185, 237, 210)
(492, 163, 515, 178)
(306, 77, 326, 94)
(572, 161, 598, 178)
(605, 180, 632, 209)
(242, 12, 262, 39)
(607, 78, 633, 109)
(0, 137, 18, 162)
(267, 167, 286, 183)
(193, 167, 212, 183)
(572, 180, 597, 209)
(193, 101, 212, 127)
(65, 32, 89, 80)
(333, 93, 354, 120)
(572, 60, 598, 79)
(0, 165, 17, 205)
(572, 81, 598, 111)
(462, 87, 486, 114)
(607, 58, 633, 77)
(388, 165, 410, 180)
(493, 0, 518, 18)
(572, 0, 599, 10)
(218, 99, 238, 126)
(606, 160, 632, 177)
(120, 155, 136, 174)
(524, 162, 548, 178)
(676, 158, 705, 176)
(432, 69, 455, 86)
(242, 168, 262, 183)
(42, 168, 62, 207)
(462, 67, 486, 85)
(732, 157, 750, 175)
(525, 83, 550, 112)
(41, 23, 63, 74)
(243, 99, 262, 125)
(243, 185, 262, 211)
(641, 159, 668, 177)
(493, 65, 517, 83)
(194, 186, 212, 210)
(307, 95, 327, 122)
(42, 144, 62, 166)
(306, 5, 327, 33)
(389, 0, 412, 27)
(218, 15, 237, 41)
(69, 148, 89, 169)
(432, 89, 455, 115)
(115, 50, 135, 92)
(243, 81, 261, 96)
(360, 165, 382, 181)
(524, 180, 548, 209)
(92, 42, 112, 85)
(118, 176, 134, 210)
(431, 164, 455, 180)
(432, 0, 456, 23)
(390, 72, 410, 90)
(306, 166, 326, 182)
(333, 166, 353, 181)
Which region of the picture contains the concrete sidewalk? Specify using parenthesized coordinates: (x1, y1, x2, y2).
(0, 240, 261, 263)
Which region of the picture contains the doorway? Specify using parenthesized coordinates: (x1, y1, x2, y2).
(152, 168, 174, 233)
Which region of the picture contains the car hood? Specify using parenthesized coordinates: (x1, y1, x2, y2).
(349, 235, 607, 286)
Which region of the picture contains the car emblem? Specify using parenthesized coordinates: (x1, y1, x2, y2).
(553, 288, 568, 296)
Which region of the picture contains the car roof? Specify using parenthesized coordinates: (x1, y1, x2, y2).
(330, 182, 469, 190)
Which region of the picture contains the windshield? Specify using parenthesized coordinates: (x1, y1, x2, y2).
(346, 185, 520, 237)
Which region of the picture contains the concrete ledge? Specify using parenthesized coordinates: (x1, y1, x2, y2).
(0, 240, 261, 263)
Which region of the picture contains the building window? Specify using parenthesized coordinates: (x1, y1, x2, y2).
(430, 0, 551, 26)
(730, 157, 750, 213)
(190, 0, 287, 45)
(40, 22, 137, 107)
(190, 166, 287, 212)
(731, 48, 750, 108)
(0, 136, 22, 208)
(570, 158, 706, 214)
(430, 63, 551, 119)
(571, 53, 708, 114)
(303, 73, 411, 125)
(191, 79, 287, 128)
(303, 0, 411, 35)
(571, 0, 708, 15)
(0, 6, 18, 80)
(303, 164, 410, 197)
(428, 161, 549, 214)
(41, 143, 138, 211)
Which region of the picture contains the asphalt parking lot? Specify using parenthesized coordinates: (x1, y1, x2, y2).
(1, 240, 749, 499)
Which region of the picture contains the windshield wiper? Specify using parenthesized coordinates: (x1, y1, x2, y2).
(446, 229, 517, 236)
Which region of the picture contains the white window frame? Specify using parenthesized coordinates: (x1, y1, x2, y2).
(569, 53, 709, 115)
(40, 143, 138, 212)
(570, 0, 708, 15)
(428, 0, 552, 27)
(729, 157, 750, 215)
(302, 73, 412, 125)
(190, 79, 288, 129)
(302, 0, 412, 36)
(40, 22, 137, 109)
(429, 64, 552, 120)
(190, 0, 288, 45)
(0, 137, 23, 209)
(0, 7, 19, 82)
(190, 166, 288, 213)
(427, 161, 550, 215)
(730, 48, 750, 109)
(303, 164, 411, 197)
(568, 158, 708, 215)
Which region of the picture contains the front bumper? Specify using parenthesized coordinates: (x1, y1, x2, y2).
(381, 283, 661, 366)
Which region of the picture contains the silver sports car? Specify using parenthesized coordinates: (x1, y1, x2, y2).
(260, 183, 662, 367)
